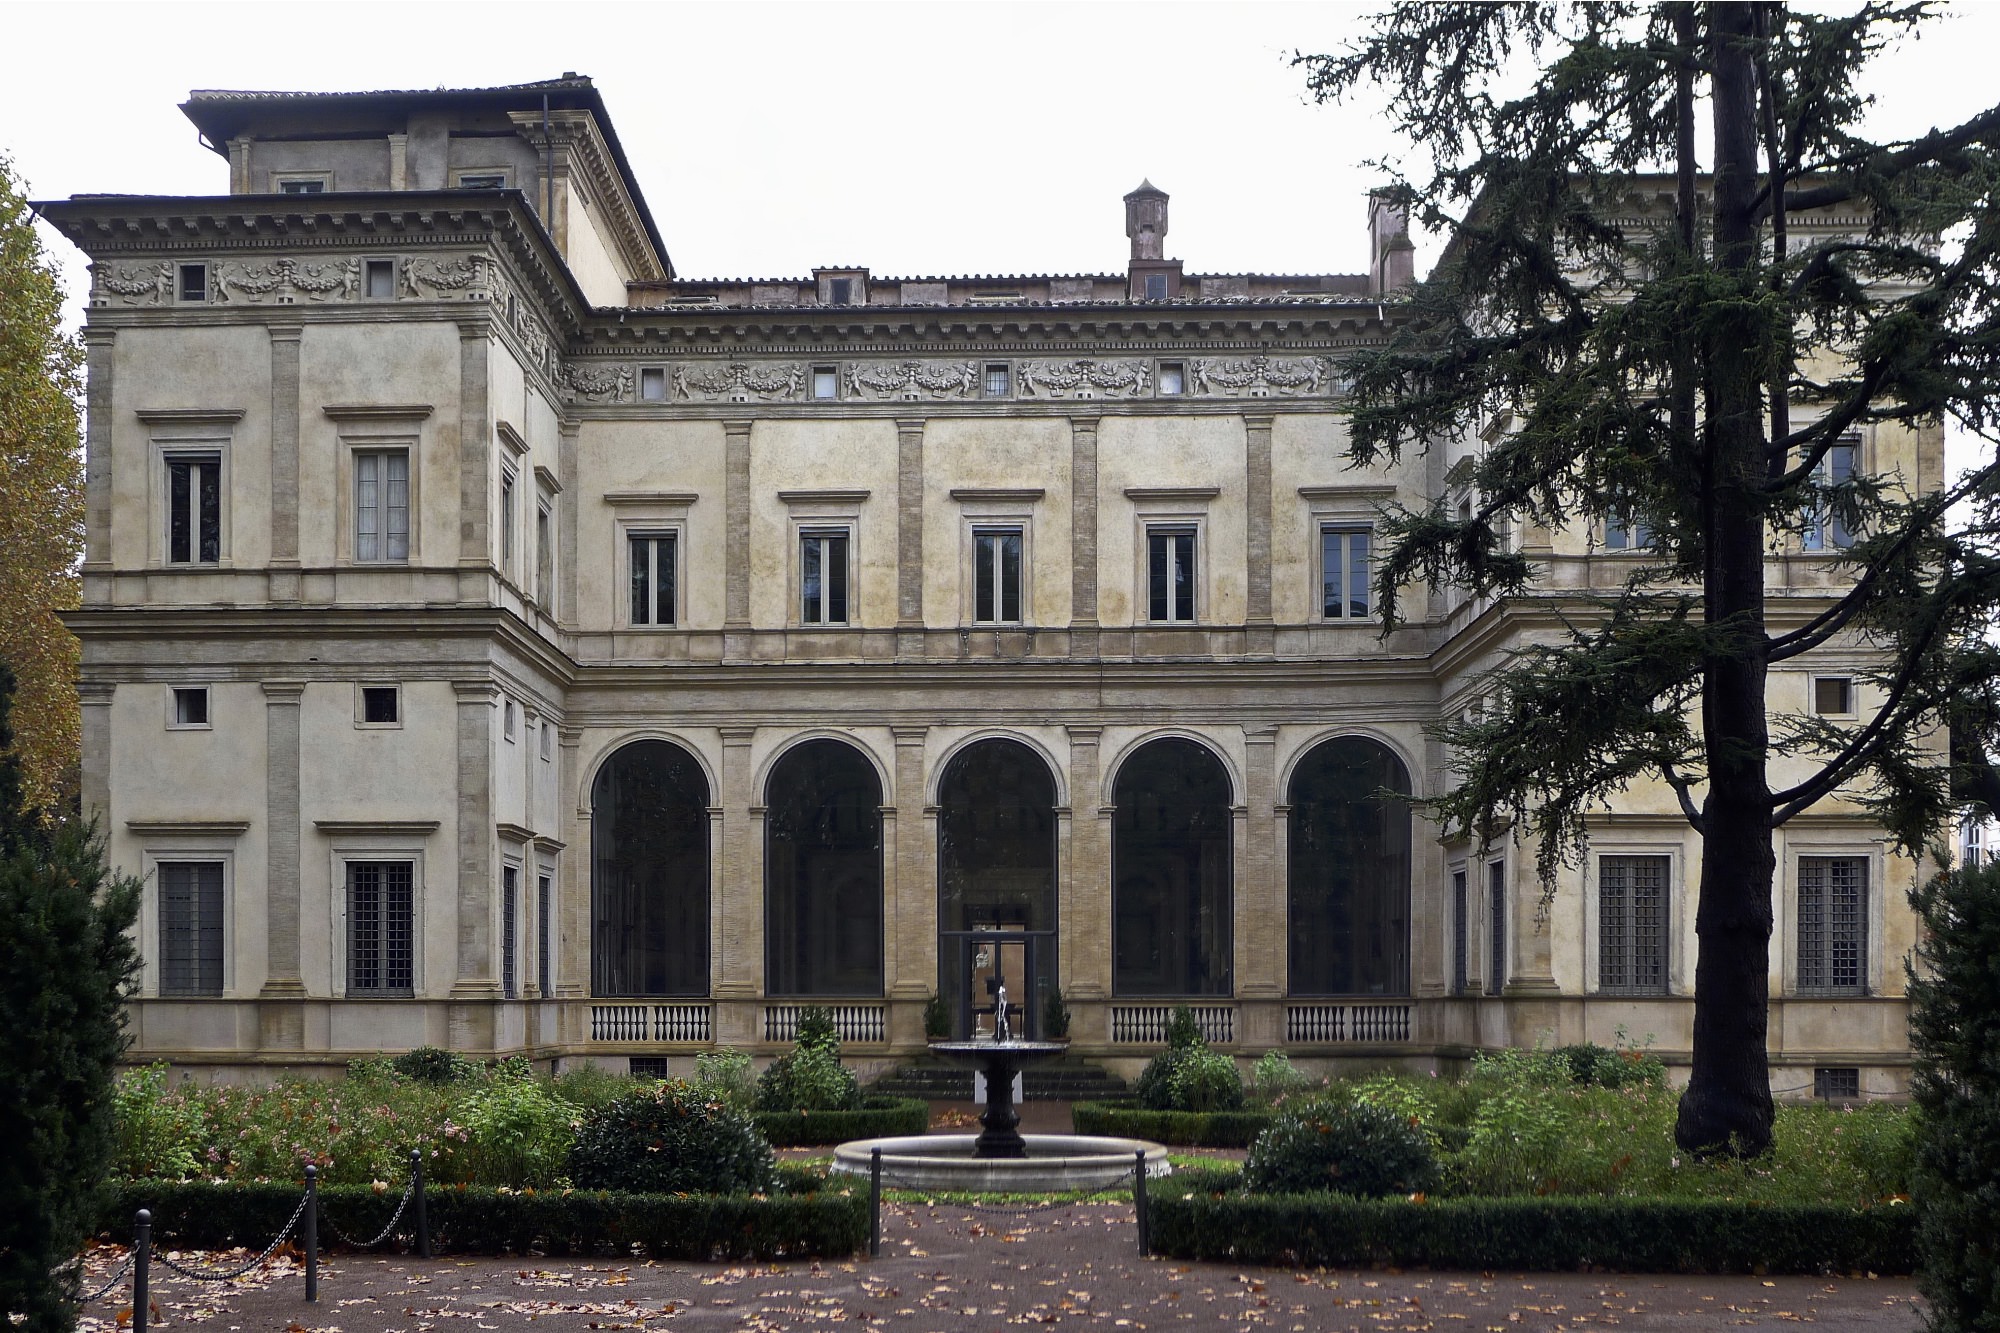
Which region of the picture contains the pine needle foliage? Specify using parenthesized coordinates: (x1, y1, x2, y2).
(1299, 3, 2000, 1155)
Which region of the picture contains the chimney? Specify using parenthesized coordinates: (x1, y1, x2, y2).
(1368, 190, 1415, 295)
(1124, 180, 1183, 300)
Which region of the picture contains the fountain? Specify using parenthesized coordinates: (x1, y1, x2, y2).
(831, 977, 1169, 1191)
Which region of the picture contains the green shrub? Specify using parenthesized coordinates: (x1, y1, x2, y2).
(1552, 1037, 1666, 1089)
(1072, 1101, 1275, 1148)
(922, 992, 950, 1040)
(567, 1081, 774, 1195)
(394, 1046, 477, 1084)
(450, 1063, 578, 1187)
(1451, 1076, 1572, 1194)
(112, 1064, 207, 1179)
(1165, 1005, 1205, 1050)
(1243, 1099, 1440, 1198)
(754, 1097, 929, 1147)
(1910, 861, 2000, 1333)
(693, 1049, 757, 1111)
(756, 1046, 861, 1112)
(1166, 1049, 1245, 1112)
(1250, 1051, 1313, 1105)
(795, 1006, 840, 1054)
(1042, 987, 1072, 1039)
(551, 1062, 639, 1112)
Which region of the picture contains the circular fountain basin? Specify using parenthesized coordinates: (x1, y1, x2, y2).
(831, 1134, 1170, 1193)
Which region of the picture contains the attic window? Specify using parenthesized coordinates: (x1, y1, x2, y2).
(364, 259, 395, 299)
(1144, 273, 1169, 300)
(827, 278, 853, 305)
(277, 176, 329, 195)
(639, 367, 667, 402)
(457, 172, 507, 190)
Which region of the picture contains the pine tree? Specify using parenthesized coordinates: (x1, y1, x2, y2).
(1300, 3, 2000, 1154)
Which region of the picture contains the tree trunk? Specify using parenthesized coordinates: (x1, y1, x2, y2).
(1676, 1, 1778, 1157)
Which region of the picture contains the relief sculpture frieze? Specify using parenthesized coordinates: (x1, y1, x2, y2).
(213, 257, 359, 302)
(1017, 358, 1151, 398)
(672, 362, 806, 402)
(563, 363, 633, 403)
(844, 360, 980, 400)
(1188, 354, 1338, 397)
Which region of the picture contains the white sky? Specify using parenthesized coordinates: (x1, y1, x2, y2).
(8, 0, 2000, 322)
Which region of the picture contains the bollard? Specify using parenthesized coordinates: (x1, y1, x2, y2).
(1132, 1151, 1149, 1255)
(304, 1164, 319, 1303)
(133, 1208, 152, 1333)
(868, 1147, 883, 1258)
(411, 1147, 431, 1259)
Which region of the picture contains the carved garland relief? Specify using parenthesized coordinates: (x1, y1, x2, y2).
(91, 252, 494, 307)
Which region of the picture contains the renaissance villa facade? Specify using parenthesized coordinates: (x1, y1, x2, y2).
(40, 77, 1927, 1094)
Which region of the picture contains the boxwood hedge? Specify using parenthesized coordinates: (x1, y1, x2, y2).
(753, 1096, 929, 1146)
(1148, 1167, 1915, 1273)
(1073, 1100, 1275, 1148)
(97, 1163, 864, 1260)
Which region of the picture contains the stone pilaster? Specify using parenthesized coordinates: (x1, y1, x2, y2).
(82, 329, 116, 579)
(1069, 417, 1099, 656)
(450, 679, 500, 998)
(715, 727, 759, 999)
(456, 319, 491, 580)
(1505, 837, 1562, 996)
(896, 419, 926, 655)
(1064, 726, 1109, 1003)
(267, 324, 303, 602)
(260, 681, 307, 998)
(558, 421, 580, 629)
(1239, 725, 1282, 998)
(890, 727, 932, 999)
(1243, 414, 1275, 654)
(723, 421, 753, 656)
(78, 682, 115, 830)
(557, 726, 587, 997)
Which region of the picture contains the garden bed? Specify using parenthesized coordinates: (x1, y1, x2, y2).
(754, 1096, 929, 1146)
(99, 1164, 865, 1259)
(1072, 1101, 1275, 1148)
(1146, 1167, 1915, 1273)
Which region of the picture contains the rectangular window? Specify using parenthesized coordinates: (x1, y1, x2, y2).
(457, 173, 507, 190)
(812, 366, 839, 399)
(828, 277, 852, 305)
(503, 699, 517, 742)
(629, 533, 677, 625)
(1450, 868, 1469, 996)
(1604, 509, 1653, 551)
(502, 866, 519, 1000)
(1487, 860, 1507, 996)
(171, 686, 210, 729)
(1814, 676, 1854, 716)
(278, 178, 327, 194)
(500, 468, 516, 573)
(537, 873, 553, 996)
(1321, 526, 1372, 619)
(972, 528, 1023, 624)
(360, 685, 400, 726)
(354, 449, 410, 562)
(540, 722, 553, 762)
(159, 861, 223, 996)
(1599, 854, 1668, 994)
(800, 529, 850, 625)
(347, 861, 414, 996)
(166, 453, 221, 564)
(1804, 438, 1859, 551)
(983, 363, 1010, 397)
(639, 367, 667, 401)
(364, 259, 395, 298)
(1144, 273, 1168, 300)
(1798, 856, 1867, 995)
(178, 264, 207, 303)
(1147, 527, 1197, 623)
(1158, 362, 1185, 396)
(536, 505, 553, 606)
(1814, 1067, 1860, 1100)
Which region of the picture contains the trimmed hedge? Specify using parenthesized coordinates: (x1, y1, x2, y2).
(97, 1164, 864, 1260)
(1073, 1100, 1275, 1148)
(1148, 1168, 1915, 1273)
(754, 1096, 929, 1147)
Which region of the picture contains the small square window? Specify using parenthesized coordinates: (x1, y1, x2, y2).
(170, 686, 210, 729)
(457, 172, 507, 190)
(1814, 676, 1854, 716)
(359, 685, 400, 726)
(1158, 362, 1185, 396)
(828, 277, 852, 305)
(812, 366, 839, 400)
(1144, 273, 1168, 301)
(504, 700, 518, 742)
(364, 259, 395, 299)
(983, 363, 1010, 397)
(278, 177, 327, 194)
(1814, 1066, 1860, 1101)
(178, 264, 207, 303)
(639, 367, 667, 402)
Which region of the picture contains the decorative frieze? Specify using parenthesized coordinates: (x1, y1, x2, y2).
(93, 252, 492, 306)
(846, 360, 982, 400)
(94, 261, 177, 305)
(674, 361, 807, 402)
(562, 363, 634, 403)
(1188, 354, 1338, 397)
(1017, 358, 1151, 399)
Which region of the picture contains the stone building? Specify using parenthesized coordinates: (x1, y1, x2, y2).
(39, 76, 1927, 1093)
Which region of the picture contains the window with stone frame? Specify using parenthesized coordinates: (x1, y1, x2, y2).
(165, 452, 222, 564)
(354, 449, 410, 562)
(1798, 856, 1867, 996)
(972, 527, 1024, 624)
(1321, 525, 1372, 619)
(347, 861, 415, 996)
(1146, 526, 1198, 623)
(629, 532, 678, 625)
(159, 861, 224, 996)
(800, 528, 851, 625)
(1598, 854, 1668, 994)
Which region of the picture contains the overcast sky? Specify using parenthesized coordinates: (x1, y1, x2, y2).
(10, 0, 2000, 321)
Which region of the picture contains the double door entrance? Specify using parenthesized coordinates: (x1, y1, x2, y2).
(941, 907, 1056, 1041)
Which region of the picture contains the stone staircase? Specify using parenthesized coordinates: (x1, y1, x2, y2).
(870, 1054, 1132, 1103)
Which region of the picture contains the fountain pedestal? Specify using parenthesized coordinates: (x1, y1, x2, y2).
(926, 1039, 1068, 1158)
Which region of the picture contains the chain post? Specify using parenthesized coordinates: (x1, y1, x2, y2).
(303, 1165, 319, 1302)
(868, 1148, 883, 1257)
(1132, 1151, 1149, 1255)
(411, 1148, 430, 1258)
(133, 1208, 152, 1332)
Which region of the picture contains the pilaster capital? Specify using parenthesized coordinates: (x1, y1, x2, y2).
(82, 327, 118, 349)
(890, 725, 928, 745)
(558, 726, 584, 747)
(719, 725, 758, 744)
(1243, 724, 1279, 745)
(78, 681, 117, 706)
(455, 315, 493, 341)
(1065, 725, 1103, 745)
(722, 419, 754, 440)
(266, 323, 304, 344)
(894, 418, 926, 438)
(260, 680, 307, 703)
(451, 679, 500, 705)
(1241, 412, 1276, 433)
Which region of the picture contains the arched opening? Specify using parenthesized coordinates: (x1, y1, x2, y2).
(765, 738, 884, 996)
(591, 739, 711, 996)
(936, 739, 1059, 1037)
(1287, 736, 1412, 995)
(1112, 737, 1233, 996)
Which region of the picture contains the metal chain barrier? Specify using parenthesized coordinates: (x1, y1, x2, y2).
(69, 1250, 137, 1304)
(319, 1171, 417, 1250)
(150, 1186, 311, 1283)
(867, 1149, 1153, 1256)
(878, 1170, 1132, 1214)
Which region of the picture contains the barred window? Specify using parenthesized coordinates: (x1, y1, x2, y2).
(537, 872, 553, 996)
(1487, 860, 1507, 996)
(1798, 856, 1867, 995)
(159, 861, 223, 996)
(502, 865, 519, 999)
(1599, 854, 1668, 994)
(347, 861, 414, 996)
(1450, 868, 1469, 996)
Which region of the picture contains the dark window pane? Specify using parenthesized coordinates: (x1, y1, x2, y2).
(765, 739, 882, 996)
(1799, 856, 1866, 995)
(1322, 530, 1341, 617)
(1173, 534, 1195, 621)
(826, 535, 848, 623)
(1113, 738, 1233, 996)
(169, 460, 191, 563)
(937, 739, 1059, 1035)
(1348, 532, 1370, 617)
(1451, 870, 1468, 995)
(591, 740, 711, 996)
(537, 874, 553, 996)
(502, 867, 518, 998)
(1000, 531, 1022, 622)
(362, 687, 398, 724)
(975, 533, 995, 622)
(385, 862, 414, 992)
(1286, 737, 1411, 995)
(1487, 861, 1506, 995)
(657, 537, 676, 624)
(1148, 534, 1169, 621)
(630, 536, 651, 623)
(802, 536, 822, 623)
(198, 459, 220, 562)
